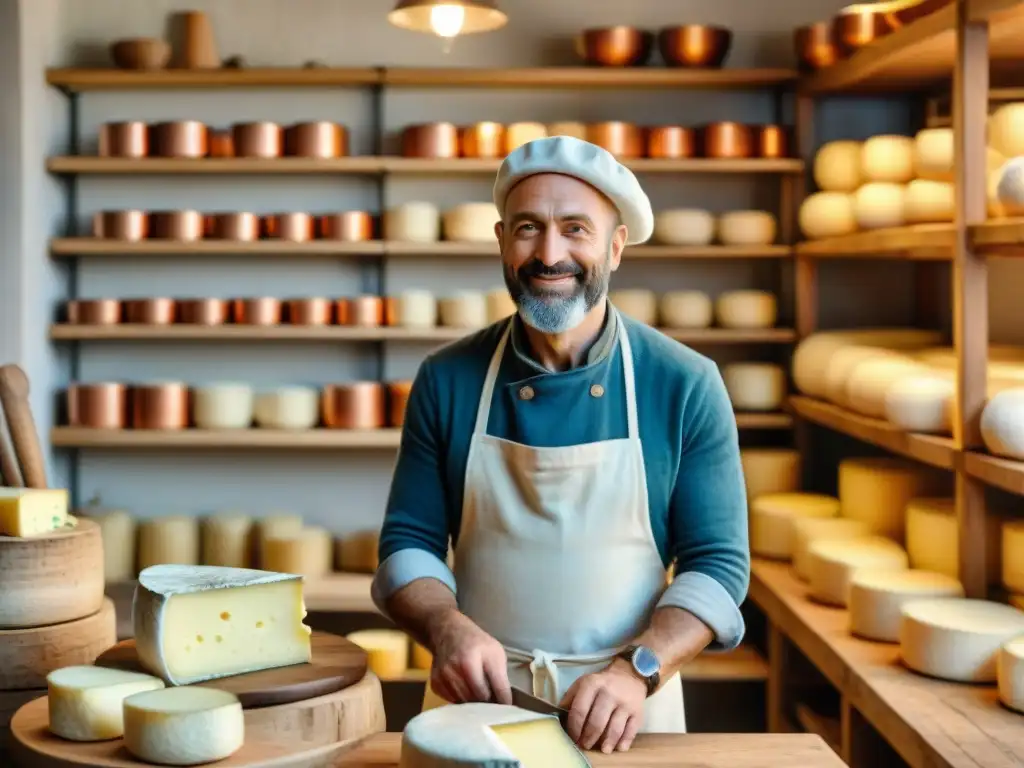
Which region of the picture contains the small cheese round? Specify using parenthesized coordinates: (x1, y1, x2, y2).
(838, 456, 945, 541)
(47, 665, 165, 742)
(981, 387, 1024, 460)
(749, 493, 839, 560)
(137, 516, 200, 570)
(988, 102, 1024, 158)
(609, 289, 657, 325)
(739, 448, 801, 503)
(998, 637, 1024, 714)
(904, 179, 954, 223)
(653, 209, 715, 246)
(813, 140, 862, 192)
(123, 686, 244, 766)
(262, 526, 332, 577)
(485, 289, 516, 323)
(807, 536, 909, 607)
(659, 291, 712, 329)
(255, 514, 304, 567)
(253, 387, 319, 430)
(722, 363, 785, 411)
(853, 182, 907, 230)
(1003, 520, 1024, 594)
(505, 122, 547, 152)
(791, 517, 870, 582)
(201, 513, 253, 569)
(192, 384, 253, 430)
(798, 192, 857, 240)
(996, 156, 1024, 217)
(885, 373, 955, 433)
(843, 356, 929, 419)
(861, 135, 915, 183)
(717, 211, 776, 246)
(347, 629, 410, 680)
(913, 128, 954, 181)
(443, 203, 499, 243)
(384, 202, 440, 242)
(715, 290, 777, 329)
(390, 289, 438, 328)
(849, 569, 964, 643)
(899, 598, 1024, 682)
(439, 291, 487, 329)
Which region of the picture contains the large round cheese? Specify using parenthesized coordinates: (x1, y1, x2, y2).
(192, 384, 253, 430)
(996, 156, 1024, 217)
(384, 202, 440, 242)
(739, 448, 801, 503)
(609, 289, 657, 325)
(717, 211, 776, 246)
(998, 637, 1024, 714)
(988, 102, 1024, 158)
(981, 387, 1024, 460)
(853, 182, 907, 230)
(123, 686, 244, 765)
(906, 497, 1002, 584)
(798, 192, 857, 240)
(1003, 520, 1024, 594)
(913, 128, 954, 181)
(822, 346, 903, 407)
(653, 209, 715, 246)
(47, 665, 165, 741)
(722, 363, 785, 411)
(391, 289, 438, 328)
(807, 536, 909, 607)
(904, 179, 954, 223)
(659, 291, 712, 328)
(253, 386, 319, 429)
(899, 598, 1024, 682)
(443, 203, 499, 243)
(347, 629, 410, 680)
(813, 140, 862, 192)
(201, 513, 253, 569)
(93, 509, 137, 582)
(262, 526, 332, 577)
(885, 372, 955, 433)
(861, 135, 915, 183)
(849, 569, 964, 643)
(791, 517, 869, 582)
(138, 516, 200, 569)
(439, 292, 487, 329)
(843, 355, 929, 419)
(505, 122, 547, 152)
(838, 456, 945, 541)
(749, 493, 839, 560)
(715, 290, 777, 329)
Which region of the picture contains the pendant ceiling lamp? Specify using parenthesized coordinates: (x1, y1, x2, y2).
(388, 0, 508, 40)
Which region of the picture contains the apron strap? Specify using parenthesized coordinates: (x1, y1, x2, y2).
(614, 308, 640, 441)
(473, 318, 514, 436)
(505, 644, 625, 701)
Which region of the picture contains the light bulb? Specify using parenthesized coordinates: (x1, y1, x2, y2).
(430, 4, 466, 37)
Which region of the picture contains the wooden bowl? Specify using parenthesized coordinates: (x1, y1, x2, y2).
(658, 25, 732, 68)
(109, 38, 171, 70)
(575, 27, 654, 67)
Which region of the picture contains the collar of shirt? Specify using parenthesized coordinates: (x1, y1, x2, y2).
(507, 303, 618, 374)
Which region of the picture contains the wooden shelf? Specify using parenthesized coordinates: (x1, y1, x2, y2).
(788, 396, 956, 470)
(735, 413, 794, 429)
(963, 451, 1024, 495)
(968, 218, 1024, 256)
(46, 67, 382, 90)
(795, 225, 955, 260)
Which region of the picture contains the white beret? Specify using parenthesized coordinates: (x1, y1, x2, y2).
(492, 135, 654, 245)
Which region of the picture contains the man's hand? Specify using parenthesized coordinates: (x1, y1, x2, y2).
(560, 659, 646, 753)
(428, 609, 513, 706)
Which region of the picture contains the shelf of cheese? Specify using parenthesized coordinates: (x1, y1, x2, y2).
(970, 217, 1024, 255)
(963, 451, 1024, 495)
(794, 224, 955, 259)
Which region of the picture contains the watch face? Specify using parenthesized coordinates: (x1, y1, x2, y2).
(632, 646, 660, 677)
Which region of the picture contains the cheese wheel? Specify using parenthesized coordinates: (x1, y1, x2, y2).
(384, 202, 440, 242)
(336, 529, 379, 573)
(255, 514, 303, 567)
(486, 289, 516, 323)
(739, 448, 801, 502)
(262, 526, 332, 578)
(906, 497, 1002, 583)
(989, 160, 1009, 218)
(137, 516, 200, 570)
(998, 637, 1024, 714)
(913, 128, 954, 181)
(92, 509, 137, 582)
(715, 290, 777, 329)
(988, 102, 1024, 158)
(807, 536, 909, 606)
(439, 291, 487, 329)
(253, 386, 319, 429)
(609, 289, 657, 325)
(798, 192, 857, 240)
(47, 665, 165, 741)
(652, 209, 715, 246)
(717, 211, 776, 246)
(899, 598, 1024, 682)
(904, 179, 954, 223)
(201, 513, 253, 569)
(123, 686, 244, 765)
(791, 517, 870, 582)
(347, 629, 409, 679)
(813, 140, 862, 193)
(838, 457, 945, 541)
(1003, 520, 1024, 594)
(749, 493, 839, 560)
(191, 384, 254, 429)
(981, 387, 1024, 460)
(411, 642, 432, 670)
(659, 291, 712, 329)
(547, 122, 586, 140)
(996, 156, 1024, 216)
(885, 372, 955, 433)
(390, 290, 437, 328)
(843, 355, 929, 418)
(722, 363, 785, 411)
(443, 203, 499, 243)
(861, 135, 914, 183)
(853, 182, 907, 230)
(849, 569, 964, 643)
(505, 122, 547, 152)
(822, 346, 905, 407)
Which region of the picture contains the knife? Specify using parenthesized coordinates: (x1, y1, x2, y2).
(509, 686, 571, 731)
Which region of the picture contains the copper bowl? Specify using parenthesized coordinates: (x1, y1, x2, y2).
(318, 212, 375, 241)
(755, 125, 790, 159)
(150, 121, 208, 158)
(647, 126, 695, 159)
(232, 122, 282, 158)
(206, 212, 260, 241)
(586, 122, 644, 159)
(262, 213, 314, 242)
(67, 383, 127, 429)
(286, 298, 333, 326)
(99, 122, 149, 158)
(831, 5, 900, 57)
(459, 123, 506, 158)
(575, 27, 654, 67)
(149, 210, 204, 241)
(92, 210, 148, 240)
(336, 296, 383, 327)
(123, 298, 176, 325)
(232, 297, 281, 326)
(658, 25, 732, 68)
(701, 122, 753, 159)
(67, 299, 122, 325)
(130, 383, 189, 430)
(794, 22, 840, 71)
(401, 123, 459, 159)
(177, 298, 230, 325)
(387, 381, 414, 428)
(322, 382, 385, 429)
(208, 130, 234, 158)
(285, 122, 348, 158)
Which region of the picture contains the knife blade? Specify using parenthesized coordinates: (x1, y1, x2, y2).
(509, 686, 571, 731)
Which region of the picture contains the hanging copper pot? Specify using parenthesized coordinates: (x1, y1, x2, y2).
(701, 122, 754, 159)
(262, 213, 314, 242)
(67, 383, 127, 429)
(149, 210, 204, 241)
(401, 123, 459, 158)
(646, 126, 696, 159)
(318, 212, 375, 241)
(130, 383, 190, 429)
(92, 210, 148, 240)
(586, 122, 644, 159)
(123, 298, 176, 325)
(285, 122, 348, 158)
(285, 298, 333, 326)
(387, 380, 414, 427)
(206, 212, 260, 241)
(66, 299, 122, 325)
(459, 123, 506, 158)
(322, 383, 386, 429)
(232, 297, 282, 326)
(336, 296, 383, 327)
(150, 121, 209, 158)
(177, 298, 230, 325)
(232, 122, 283, 158)
(99, 122, 149, 158)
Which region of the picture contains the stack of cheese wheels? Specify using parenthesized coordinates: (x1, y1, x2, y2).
(748, 493, 839, 560)
(848, 568, 964, 642)
(806, 536, 909, 606)
(998, 637, 1024, 714)
(791, 517, 869, 582)
(137, 515, 200, 569)
(905, 497, 1003, 584)
(723, 363, 786, 412)
(838, 456, 947, 541)
(739, 448, 801, 502)
(347, 630, 410, 680)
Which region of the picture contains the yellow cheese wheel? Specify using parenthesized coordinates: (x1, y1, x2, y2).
(609, 289, 657, 325)
(988, 102, 1024, 158)
(791, 517, 870, 582)
(659, 291, 712, 329)
(822, 346, 903, 407)
(739, 449, 801, 503)
(853, 182, 906, 230)
(861, 135, 914, 183)
(884, 371, 956, 434)
(904, 179, 954, 223)
(749, 493, 839, 560)
(838, 457, 947, 541)
(813, 140, 862, 193)
(201, 513, 253, 569)
(439, 292, 487, 329)
(798, 192, 856, 240)
(905, 497, 1002, 583)
(717, 211, 776, 246)
(443, 203, 500, 243)
(505, 122, 547, 152)
(346, 630, 410, 679)
(722, 363, 785, 411)
(652, 209, 715, 246)
(262, 526, 333, 578)
(913, 128, 954, 181)
(137, 516, 200, 570)
(843, 355, 929, 418)
(807, 536, 909, 606)
(849, 568, 964, 642)
(715, 290, 777, 329)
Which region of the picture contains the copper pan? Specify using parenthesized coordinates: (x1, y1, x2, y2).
(285, 122, 348, 158)
(701, 122, 753, 159)
(92, 210, 148, 240)
(647, 126, 695, 159)
(831, 5, 899, 57)
(67, 299, 122, 325)
(67, 383, 127, 429)
(575, 27, 654, 67)
(459, 122, 505, 158)
(794, 22, 840, 71)
(177, 298, 230, 325)
(149, 210, 204, 241)
(206, 212, 260, 241)
(386, 380, 414, 427)
(755, 125, 790, 158)
(123, 298, 176, 325)
(232, 122, 282, 158)
(232, 297, 281, 326)
(658, 25, 733, 68)
(586, 122, 644, 159)
(401, 123, 459, 158)
(322, 382, 385, 429)
(208, 129, 234, 158)
(286, 298, 333, 326)
(318, 212, 375, 241)
(99, 122, 149, 158)
(262, 213, 314, 242)
(130, 383, 189, 430)
(150, 121, 208, 158)
(336, 296, 383, 327)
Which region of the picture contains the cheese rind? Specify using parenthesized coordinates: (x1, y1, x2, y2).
(849, 569, 964, 643)
(791, 517, 870, 582)
(807, 536, 909, 607)
(47, 665, 165, 741)
(998, 637, 1024, 714)
(0, 488, 70, 537)
(133, 564, 312, 685)
(749, 493, 839, 560)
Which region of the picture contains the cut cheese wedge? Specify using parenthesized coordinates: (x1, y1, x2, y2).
(849, 569, 964, 643)
(0, 487, 70, 537)
(133, 564, 312, 685)
(807, 536, 908, 607)
(749, 493, 839, 560)
(47, 665, 165, 741)
(899, 598, 1024, 682)
(123, 686, 243, 766)
(347, 629, 410, 680)
(791, 517, 870, 582)
(399, 703, 589, 768)
(998, 637, 1024, 714)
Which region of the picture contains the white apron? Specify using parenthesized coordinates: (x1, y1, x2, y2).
(421, 309, 686, 733)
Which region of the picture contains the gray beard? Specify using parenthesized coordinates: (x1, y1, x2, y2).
(503, 248, 612, 334)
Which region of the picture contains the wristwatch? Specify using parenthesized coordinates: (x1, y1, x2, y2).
(616, 644, 660, 696)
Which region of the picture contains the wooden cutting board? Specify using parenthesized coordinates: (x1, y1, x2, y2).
(95, 631, 367, 708)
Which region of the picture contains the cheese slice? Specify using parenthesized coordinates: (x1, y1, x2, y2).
(347, 629, 410, 679)
(133, 564, 312, 685)
(399, 703, 589, 768)
(807, 536, 909, 607)
(998, 637, 1024, 714)
(47, 665, 165, 741)
(790, 517, 870, 582)
(749, 493, 839, 560)
(123, 686, 243, 766)
(849, 569, 964, 643)
(0, 487, 70, 537)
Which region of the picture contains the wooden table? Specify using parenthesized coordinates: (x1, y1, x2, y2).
(335, 732, 845, 766)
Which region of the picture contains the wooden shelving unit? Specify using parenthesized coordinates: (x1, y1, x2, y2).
(794, 224, 956, 260)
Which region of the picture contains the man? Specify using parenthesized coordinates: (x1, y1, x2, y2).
(371, 136, 750, 753)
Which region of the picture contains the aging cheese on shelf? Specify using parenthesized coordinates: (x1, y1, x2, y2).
(738, 448, 801, 502)
(904, 179, 954, 223)
(505, 122, 547, 152)
(791, 517, 869, 582)
(1003, 520, 1024, 594)
(716, 211, 776, 246)
(838, 456, 946, 541)
(609, 289, 657, 326)
(486, 289, 516, 323)
(996, 156, 1024, 216)
(391, 289, 438, 328)
(981, 387, 1024, 461)
(347, 629, 410, 679)
(807, 536, 909, 607)
(399, 703, 589, 768)
(848, 568, 964, 643)
(988, 102, 1024, 158)
(0, 487, 70, 537)
(912, 128, 954, 181)
(748, 493, 839, 560)
(201, 513, 253, 569)
(337, 529, 380, 573)
(853, 182, 907, 230)
(133, 564, 312, 686)
(262, 526, 332, 577)
(812, 140, 862, 192)
(652, 209, 715, 246)
(138, 516, 200, 570)
(798, 191, 857, 240)
(439, 292, 488, 329)
(443, 203, 500, 243)
(715, 290, 777, 329)
(722, 363, 785, 412)
(822, 346, 907, 407)
(906, 497, 1002, 583)
(123, 686, 244, 766)
(254, 387, 320, 430)
(844, 356, 930, 418)
(47, 665, 165, 742)
(659, 291, 712, 329)
(998, 637, 1024, 714)
(384, 202, 441, 242)
(885, 372, 955, 434)
(860, 134, 914, 184)
(255, 514, 304, 566)
(899, 598, 1024, 683)
(90, 509, 137, 582)
(192, 384, 254, 430)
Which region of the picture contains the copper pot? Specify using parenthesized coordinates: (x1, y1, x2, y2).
(92, 210, 148, 240)
(647, 126, 695, 159)
(755, 125, 790, 159)
(206, 212, 260, 241)
(586, 122, 644, 159)
(130, 383, 189, 430)
(232, 297, 281, 325)
(387, 381, 413, 428)
(285, 122, 348, 158)
(701, 122, 753, 159)
(831, 5, 899, 57)
(401, 123, 459, 158)
(149, 210, 204, 241)
(67, 299, 122, 325)
(322, 382, 385, 429)
(99, 122, 149, 158)
(459, 123, 506, 158)
(232, 122, 282, 158)
(336, 296, 383, 327)
(575, 27, 654, 67)
(262, 213, 314, 242)
(658, 25, 733, 68)
(177, 298, 230, 325)
(794, 22, 840, 71)
(67, 383, 127, 429)
(208, 129, 234, 158)
(123, 298, 176, 325)
(150, 121, 208, 158)
(318, 212, 375, 241)
(286, 298, 333, 326)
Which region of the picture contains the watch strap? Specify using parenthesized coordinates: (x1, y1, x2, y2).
(617, 645, 660, 696)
